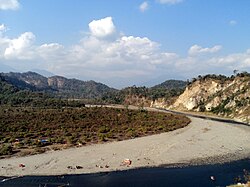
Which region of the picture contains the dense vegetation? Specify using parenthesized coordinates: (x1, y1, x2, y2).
(1, 72, 118, 101)
(1, 72, 186, 105)
(0, 75, 85, 107)
(104, 81, 186, 105)
(121, 80, 186, 100)
(0, 106, 190, 157)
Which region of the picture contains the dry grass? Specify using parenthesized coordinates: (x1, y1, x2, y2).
(0, 106, 190, 157)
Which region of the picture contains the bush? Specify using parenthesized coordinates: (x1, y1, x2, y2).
(98, 126, 110, 133)
(0, 144, 13, 156)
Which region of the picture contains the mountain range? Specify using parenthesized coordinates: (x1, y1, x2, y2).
(1, 72, 117, 99)
(0, 71, 186, 104)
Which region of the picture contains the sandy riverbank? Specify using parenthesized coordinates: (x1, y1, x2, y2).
(1, 110, 250, 177)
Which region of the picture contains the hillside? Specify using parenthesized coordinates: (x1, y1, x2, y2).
(1, 72, 118, 101)
(151, 80, 186, 90)
(0, 72, 187, 105)
(0, 75, 85, 107)
(0, 75, 19, 104)
(116, 80, 186, 107)
(167, 73, 250, 123)
(48, 76, 117, 99)
(0, 74, 48, 106)
(1, 72, 46, 91)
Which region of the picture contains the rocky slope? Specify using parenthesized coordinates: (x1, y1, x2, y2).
(152, 73, 250, 123)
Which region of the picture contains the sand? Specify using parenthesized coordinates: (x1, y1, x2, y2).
(0, 108, 250, 177)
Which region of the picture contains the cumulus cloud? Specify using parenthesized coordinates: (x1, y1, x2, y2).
(188, 44, 222, 56)
(0, 0, 20, 10)
(66, 35, 163, 70)
(4, 32, 35, 59)
(156, 0, 183, 5)
(45, 29, 178, 87)
(88, 17, 116, 38)
(0, 29, 67, 62)
(139, 1, 149, 12)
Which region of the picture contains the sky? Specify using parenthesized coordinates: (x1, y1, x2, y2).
(0, 0, 250, 88)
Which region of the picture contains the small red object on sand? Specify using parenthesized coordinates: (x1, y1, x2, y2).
(19, 164, 25, 168)
(121, 159, 132, 166)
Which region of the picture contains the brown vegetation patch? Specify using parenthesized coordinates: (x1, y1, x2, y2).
(0, 107, 190, 157)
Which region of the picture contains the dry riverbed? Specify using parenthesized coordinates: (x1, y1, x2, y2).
(0, 108, 250, 177)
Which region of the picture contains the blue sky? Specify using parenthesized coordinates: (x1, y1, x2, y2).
(1, 0, 250, 88)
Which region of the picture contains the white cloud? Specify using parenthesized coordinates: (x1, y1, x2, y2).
(216, 50, 250, 68)
(37, 43, 65, 60)
(0, 0, 20, 10)
(229, 20, 237, 26)
(66, 35, 162, 70)
(156, 0, 183, 5)
(88, 17, 116, 38)
(44, 32, 178, 87)
(0, 24, 6, 32)
(1, 19, 250, 88)
(139, 1, 149, 12)
(4, 32, 35, 59)
(188, 44, 222, 56)
(174, 48, 250, 79)
(0, 38, 10, 59)
(0, 29, 66, 62)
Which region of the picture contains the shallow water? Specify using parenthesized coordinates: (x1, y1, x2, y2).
(0, 159, 250, 187)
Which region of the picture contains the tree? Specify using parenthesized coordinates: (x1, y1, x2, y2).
(233, 69, 239, 75)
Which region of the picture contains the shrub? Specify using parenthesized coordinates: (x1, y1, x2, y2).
(98, 126, 110, 133)
(0, 144, 13, 156)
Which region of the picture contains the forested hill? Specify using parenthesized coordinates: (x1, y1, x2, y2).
(0, 75, 86, 107)
(47, 76, 117, 99)
(151, 80, 187, 90)
(0, 74, 46, 106)
(1, 72, 118, 100)
(0, 71, 187, 105)
(113, 80, 187, 106)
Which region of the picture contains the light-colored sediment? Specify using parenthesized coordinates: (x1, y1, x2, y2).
(0, 110, 250, 176)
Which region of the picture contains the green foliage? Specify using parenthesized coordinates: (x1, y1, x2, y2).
(116, 80, 186, 104)
(193, 74, 230, 83)
(0, 75, 86, 107)
(211, 97, 232, 114)
(0, 144, 13, 156)
(197, 101, 206, 112)
(98, 126, 110, 133)
(1, 72, 118, 102)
